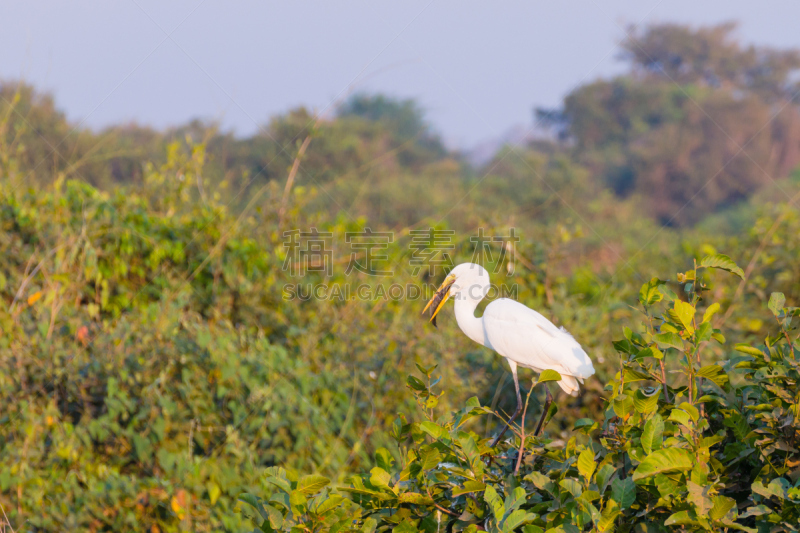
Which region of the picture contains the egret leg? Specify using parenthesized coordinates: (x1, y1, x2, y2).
(533, 385, 553, 437)
(490, 361, 523, 447)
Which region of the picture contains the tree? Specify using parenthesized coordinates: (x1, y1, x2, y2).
(547, 23, 800, 225)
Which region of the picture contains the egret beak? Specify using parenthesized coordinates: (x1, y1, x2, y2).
(422, 274, 456, 327)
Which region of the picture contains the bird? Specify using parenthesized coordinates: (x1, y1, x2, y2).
(422, 262, 595, 445)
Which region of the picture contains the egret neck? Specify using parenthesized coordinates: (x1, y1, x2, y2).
(451, 270, 492, 348)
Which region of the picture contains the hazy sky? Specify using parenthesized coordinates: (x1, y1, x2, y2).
(3, 1, 800, 147)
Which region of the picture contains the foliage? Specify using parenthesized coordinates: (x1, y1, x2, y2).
(241, 256, 800, 532)
(538, 22, 800, 224)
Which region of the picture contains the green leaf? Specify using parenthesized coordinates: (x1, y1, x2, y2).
(579, 489, 601, 502)
(768, 292, 786, 316)
(289, 490, 308, 514)
(665, 510, 700, 527)
(577, 448, 597, 480)
(537, 369, 562, 383)
(418, 446, 443, 471)
(393, 520, 418, 533)
(559, 478, 582, 498)
(698, 435, 724, 449)
(265, 473, 292, 493)
(263, 503, 285, 528)
(296, 474, 330, 495)
(451, 480, 486, 496)
(752, 478, 789, 500)
(699, 254, 744, 279)
(654, 332, 683, 351)
(634, 347, 663, 360)
(595, 464, 616, 494)
(369, 468, 391, 490)
(696, 321, 712, 342)
(504, 486, 528, 514)
(719, 521, 757, 533)
(485, 484, 504, 519)
(407, 375, 427, 391)
(375, 447, 394, 471)
(460, 436, 481, 469)
(502, 509, 537, 532)
(573, 418, 596, 430)
(613, 394, 635, 418)
(239, 493, 261, 511)
(735, 344, 763, 357)
(668, 409, 693, 428)
(543, 526, 580, 533)
(641, 414, 664, 455)
(639, 277, 665, 306)
(313, 495, 344, 515)
(673, 300, 696, 332)
(709, 496, 736, 520)
(524, 472, 552, 491)
(654, 474, 678, 497)
(632, 448, 694, 481)
(687, 481, 712, 515)
(613, 339, 637, 355)
(398, 492, 433, 505)
(362, 518, 378, 533)
(696, 365, 728, 387)
(677, 402, 699, 422)
(611, 477, 636, 509)
(418, 421, 446, 439)
(634, 387, 660, 414)
(702, 302, 720, 323)
(739, 505, 771, 519)
(598, 500, 620, 531)
(623, 368, 652, 382)
(207, 481, 221, 505)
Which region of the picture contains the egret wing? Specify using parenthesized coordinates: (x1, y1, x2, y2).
(482, 298, 594, 380)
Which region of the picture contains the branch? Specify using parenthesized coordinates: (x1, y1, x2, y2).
(425, 486, 459, 517)
(277, 134, 313, 229)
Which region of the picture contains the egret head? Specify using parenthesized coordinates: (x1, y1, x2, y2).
(422, 263, 490, 326)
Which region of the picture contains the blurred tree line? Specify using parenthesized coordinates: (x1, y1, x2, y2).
(538, 22, 800, 224)
(4, 24, 800, 228)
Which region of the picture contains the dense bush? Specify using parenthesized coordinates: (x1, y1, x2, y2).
(240, 258, 800, 532)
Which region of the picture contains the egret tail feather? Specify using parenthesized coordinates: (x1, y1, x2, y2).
(557, 374, 580, 397)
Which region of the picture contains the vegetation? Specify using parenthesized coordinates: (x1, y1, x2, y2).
(0, 21, 799, 532)
(241, 262, 800, 532)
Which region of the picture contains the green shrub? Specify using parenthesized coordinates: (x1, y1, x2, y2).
(240, 256, 800, 532)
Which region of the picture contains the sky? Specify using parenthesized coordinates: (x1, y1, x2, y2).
(2, 1, 800, 148)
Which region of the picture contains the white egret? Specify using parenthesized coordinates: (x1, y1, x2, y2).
(423, 263, 595, 445)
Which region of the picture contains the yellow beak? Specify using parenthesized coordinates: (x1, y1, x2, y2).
(422, 274, 456, 328)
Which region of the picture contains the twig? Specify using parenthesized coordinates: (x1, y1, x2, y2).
(8, 243, 69, 313)
(514, 385, 536, 474)
(659, 359, 671, 403)
(645, 308, 671, 404)
(277, 134, 313, 229)
(0, 501, 16, 533)
(425, 486, 458, 517)
(9, 258, 45, 313)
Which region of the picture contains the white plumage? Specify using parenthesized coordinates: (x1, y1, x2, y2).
(424, 262, 595, 442)
(482, 299, 594, 396)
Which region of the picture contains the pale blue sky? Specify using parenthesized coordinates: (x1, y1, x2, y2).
(3, 1, 799, 147)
